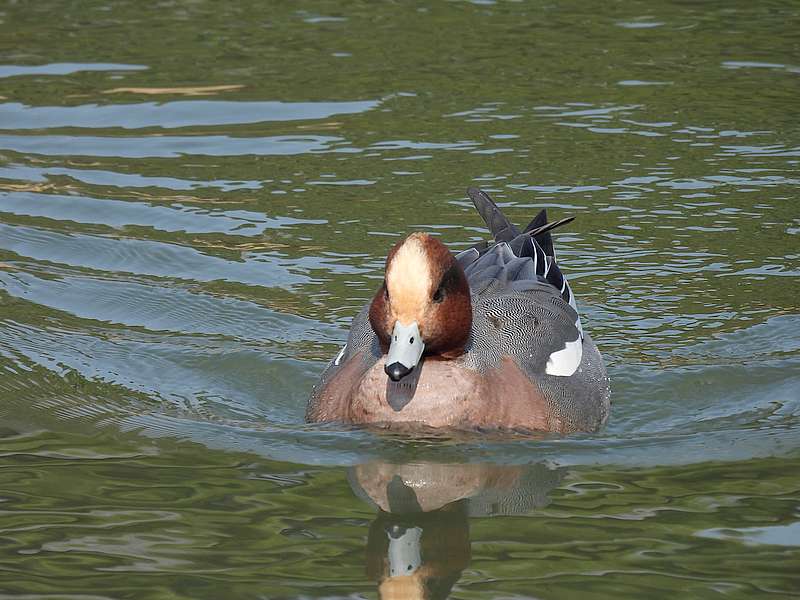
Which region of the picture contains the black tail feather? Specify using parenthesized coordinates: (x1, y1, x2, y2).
(523, 209, 548, 234)
(524, 209, 553, 256)
(526, 216, 575, 257)
(467, 187, 520, 243)
(467, 188, 574, 257)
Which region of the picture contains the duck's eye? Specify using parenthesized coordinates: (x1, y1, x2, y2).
(432, 287, 444, 303)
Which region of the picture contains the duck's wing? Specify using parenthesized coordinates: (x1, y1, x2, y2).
(457, 188, 579, 320)
(457, 187, 586, 379)
(466, 283, 609, 431)
(464, 279, 582, 370)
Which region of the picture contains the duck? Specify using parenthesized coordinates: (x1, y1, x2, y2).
(306, 187, 610, 433)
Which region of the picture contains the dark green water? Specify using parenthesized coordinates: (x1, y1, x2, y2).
(1, 1, 799, 597)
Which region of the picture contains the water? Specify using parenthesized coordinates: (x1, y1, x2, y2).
(1, 0, 798, 597)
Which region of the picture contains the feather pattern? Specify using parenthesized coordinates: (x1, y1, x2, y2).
(462, 187, 581, 335)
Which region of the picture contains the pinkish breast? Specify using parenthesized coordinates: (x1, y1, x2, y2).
(347, 357, 554, 431)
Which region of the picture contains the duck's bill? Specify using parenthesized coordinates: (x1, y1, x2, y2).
(386, 524, 423, 577)
(385, 321, 425, 381)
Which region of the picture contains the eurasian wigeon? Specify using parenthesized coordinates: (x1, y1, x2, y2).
(306, 188, 610, 433)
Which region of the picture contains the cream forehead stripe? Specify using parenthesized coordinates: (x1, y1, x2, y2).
(386, 235, 433, 322)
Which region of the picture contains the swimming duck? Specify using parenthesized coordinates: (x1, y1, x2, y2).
(306, 188, 610, 433)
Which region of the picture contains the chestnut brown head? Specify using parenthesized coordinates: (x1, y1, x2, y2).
(368, 233, 472, 381)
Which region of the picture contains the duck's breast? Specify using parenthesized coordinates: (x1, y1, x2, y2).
(348, 356, 556, 430)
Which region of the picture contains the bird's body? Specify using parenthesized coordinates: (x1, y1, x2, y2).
(306, 188, 610, 433)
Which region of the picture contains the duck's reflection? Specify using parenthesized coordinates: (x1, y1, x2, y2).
(348, 462, 564, 599)
(365, 503, 468, 599)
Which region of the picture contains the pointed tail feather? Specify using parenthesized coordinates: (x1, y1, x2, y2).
(467, 187, 520, 242)
(468, 187, 575, 257)
(521, 210, 575, 257)
(523, 209, 548, 234)
(526, 215, 575, 237)
(523, 209, 551, 256)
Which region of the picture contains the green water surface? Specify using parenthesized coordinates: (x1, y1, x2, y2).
(1, 1, 799, 597)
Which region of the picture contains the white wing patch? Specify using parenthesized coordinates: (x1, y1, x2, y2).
(545, 333, 583, 377)
(333, 344, 347, 366)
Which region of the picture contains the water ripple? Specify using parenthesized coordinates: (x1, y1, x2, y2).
(0, 191, 324, 236)
(0, 99, 380, 129)
(0, 63, 147, 78)
(0, 134, 349, 158)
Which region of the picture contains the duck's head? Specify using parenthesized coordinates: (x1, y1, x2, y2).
(369, 233, 472, 382)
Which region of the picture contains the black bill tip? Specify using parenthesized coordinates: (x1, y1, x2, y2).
(385, 362, 412, 382)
